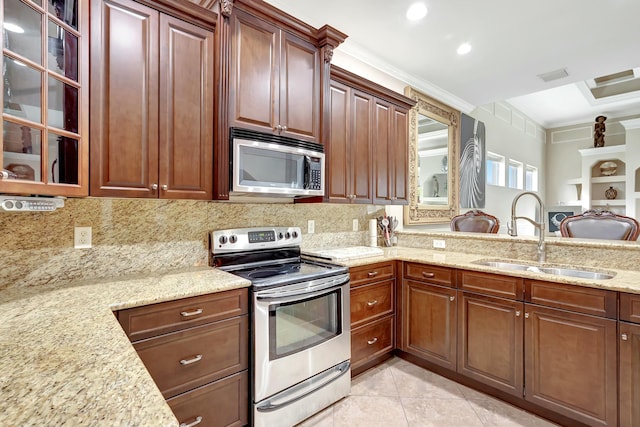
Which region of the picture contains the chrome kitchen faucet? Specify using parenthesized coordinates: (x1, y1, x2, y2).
(508, 191, 546, 263)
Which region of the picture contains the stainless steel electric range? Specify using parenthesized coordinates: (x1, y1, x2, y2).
(211, 226, 351, 427)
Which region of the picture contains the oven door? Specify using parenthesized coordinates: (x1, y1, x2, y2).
(253, 274, 350, 402)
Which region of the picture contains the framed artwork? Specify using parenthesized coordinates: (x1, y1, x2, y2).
(459, 113, 486, 209)
(546, 206, 582, 235)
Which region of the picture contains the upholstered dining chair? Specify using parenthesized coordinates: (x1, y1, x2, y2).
(559, 210, 640, 241)
(450, 210, 500, 234)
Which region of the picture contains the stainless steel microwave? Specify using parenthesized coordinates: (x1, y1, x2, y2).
(230, 128, 325, 197)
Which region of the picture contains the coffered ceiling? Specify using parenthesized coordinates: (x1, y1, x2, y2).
(265, 0, 640, 129)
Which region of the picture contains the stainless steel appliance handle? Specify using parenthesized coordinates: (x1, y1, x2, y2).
(255, 274, 349, 301)
(256, 360, 350, 413)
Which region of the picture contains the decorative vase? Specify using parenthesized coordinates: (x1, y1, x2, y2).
(605, 186, 617, 200)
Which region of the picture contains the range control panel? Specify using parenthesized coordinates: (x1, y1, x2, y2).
(0, 196, 65, 212)
(212, 226, 302, 254)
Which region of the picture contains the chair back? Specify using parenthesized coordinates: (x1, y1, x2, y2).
(450, 210, 500, 234)
(559, 210, 639, 241)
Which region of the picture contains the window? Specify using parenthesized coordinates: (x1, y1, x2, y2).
(525, 165, 538, 191)
(486, 152, 505, 186)
(508, 159, 524, 189)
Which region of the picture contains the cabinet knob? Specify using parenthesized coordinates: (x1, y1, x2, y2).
(621, 333, 629, 341)
(516, 310, 521, 317)
(367, 299, 378, 306)
(449, 296, 455, 302)
(367, 337, 378, 345)
(161, 184, 168, 191)
(180, 416, 203, 427)
(151, 183, 158, 190)
(525, 313, 530, 319)
(281, 125, 288, 131)
(274, 125, 282, 132)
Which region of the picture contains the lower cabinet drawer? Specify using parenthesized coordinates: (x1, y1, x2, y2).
(351, 279, 394, 328)
(167, 370, 249, 427)
(134, 315, 248, 399)
(351, 315, 394, 368)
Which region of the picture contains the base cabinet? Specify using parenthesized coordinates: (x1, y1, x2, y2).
(524, 305, 617, 427)
(619, 321, 640, 427)
(117, 289, 249, 427)
(457, 292, 523, 397)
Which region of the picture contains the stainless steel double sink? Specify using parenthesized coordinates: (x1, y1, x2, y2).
(472, 259, 615, 280)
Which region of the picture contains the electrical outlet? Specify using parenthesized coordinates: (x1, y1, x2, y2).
(433, 239, 446, 249)
(352, 219, 359, 231)
(74, 226, 92, 249)
(307, 220, 315, 234)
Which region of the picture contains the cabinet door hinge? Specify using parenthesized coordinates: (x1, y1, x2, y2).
(523, 386, 526, 397)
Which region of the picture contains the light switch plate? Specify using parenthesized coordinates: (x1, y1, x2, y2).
(352, 219, 359, 231)
(307, 220, 315, 234)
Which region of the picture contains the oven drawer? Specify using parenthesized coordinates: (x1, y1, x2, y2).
(350, 261, 395, 288)
(351, 315, 394, 368)
(167, 370, 249, 427)
(351, 279, 394, 328)
(118, 288, 249, 341)
(134, 315, 249, 399)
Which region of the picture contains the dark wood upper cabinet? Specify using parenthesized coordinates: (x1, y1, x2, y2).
(214, 0, 346, 199)
(229, 9, 319, 142)
(326, 66, 415, 204)
(90, 0, 214, 199)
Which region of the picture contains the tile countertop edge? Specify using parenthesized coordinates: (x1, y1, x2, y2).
(0, 267, 251, 427)
(337, 247, 640, 294)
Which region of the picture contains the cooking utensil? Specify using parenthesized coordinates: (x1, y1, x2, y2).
(381, 217, 391, 246)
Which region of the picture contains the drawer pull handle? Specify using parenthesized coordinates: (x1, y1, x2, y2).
(180, 416, 203, 427)
(367, 337, 378, 345)
(180, 308, 203, 317)
(449, 296, 455, 302)
(368, 271, 379, 277)
(422, 272, 435, 278)
(367, 300, 378, 306)
(516, 310, 521, 317)
(180, 354, 203, 365)
(621, 333, 628, 341)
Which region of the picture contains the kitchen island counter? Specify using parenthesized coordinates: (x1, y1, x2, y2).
(0, 267, 250, 427)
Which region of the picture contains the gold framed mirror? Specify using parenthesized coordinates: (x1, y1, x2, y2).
(404, 87, 460, 224)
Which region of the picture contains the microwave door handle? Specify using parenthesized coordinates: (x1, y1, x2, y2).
(303, 156, 311, 189)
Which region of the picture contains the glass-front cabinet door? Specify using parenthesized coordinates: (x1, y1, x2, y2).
(1, 0, 87, 196)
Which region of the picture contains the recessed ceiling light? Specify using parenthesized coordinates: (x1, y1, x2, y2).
(457, 43, 472, 55)
(3, 22, 25, 34)
(406, 3, 428, 21)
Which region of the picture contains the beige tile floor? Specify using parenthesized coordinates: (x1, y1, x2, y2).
(297, 357, 559, 427)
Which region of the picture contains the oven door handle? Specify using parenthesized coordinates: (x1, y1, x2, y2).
(255, 274, 349, 301)
(255, 360, 350, 413)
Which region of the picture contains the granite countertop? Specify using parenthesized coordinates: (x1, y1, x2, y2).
(0, 267, 250, 427)
(313, 246, 640, 294)
(2, 246, 640, 426)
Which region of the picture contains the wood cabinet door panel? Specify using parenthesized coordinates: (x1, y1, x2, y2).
(90, 0, 159, 197)
(619, 322, 640, 427)
(457, 292, 524, 396)
(159, 15, 213, 199)
(372, 100, 392, 204)
(620, 293, 640, 324)
(524, 305, 617, 427)
(280, 32, 319, 141)
(118, 288, 249, 342)
(326, 81, 350, 202)
(404, 262, 454, 287)
(392, 107, 409, 204)
(525, 279, 617, 318)
(349, 261, 395, 288)
(459, 270, 523, 300)
(351, 315, 394, 369)
(134, 315, 249, 399)
(167, 370, 249, 427)
(351, 89, 373, 202)
(229, 11, 279, 133)
(402, 280, 457, 370)
(351, 279, 394, 328)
